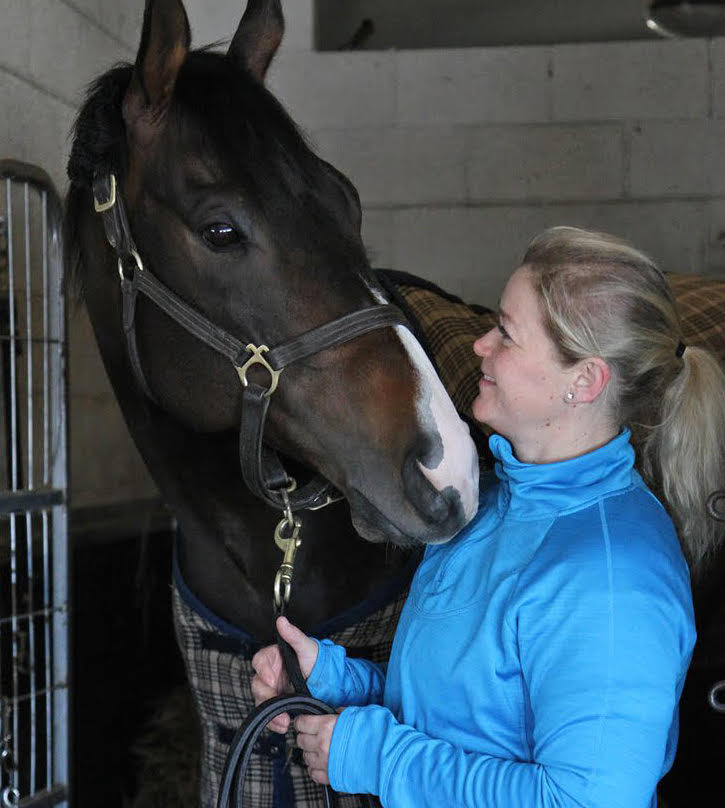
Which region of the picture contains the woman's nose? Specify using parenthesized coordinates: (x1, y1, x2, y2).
(473, 328, 496, 357)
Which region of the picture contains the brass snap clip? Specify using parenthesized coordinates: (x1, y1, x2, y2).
(273, 514, 302, 610)
(235, 345, 282, 397)
(273, 483, 301, 610)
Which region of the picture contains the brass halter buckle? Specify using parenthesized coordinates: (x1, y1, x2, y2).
(93, 173, 116, 213)
(235, 345, 282, 397)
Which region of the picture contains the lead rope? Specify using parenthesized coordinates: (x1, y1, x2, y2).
(216, 491, 376, 808)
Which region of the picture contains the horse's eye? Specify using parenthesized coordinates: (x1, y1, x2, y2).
(202, 223, 243, 249)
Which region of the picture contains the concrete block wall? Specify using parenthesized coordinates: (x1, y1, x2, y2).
(268, 37, 725, 306)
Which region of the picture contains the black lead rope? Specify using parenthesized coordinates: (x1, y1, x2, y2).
(216, 609, 338, 808)
(215, 694, 338, 808)
(216, 612, 379, 808)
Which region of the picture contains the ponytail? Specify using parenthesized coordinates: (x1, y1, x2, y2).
(640, 345, 725, 569)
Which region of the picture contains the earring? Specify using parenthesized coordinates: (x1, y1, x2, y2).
(566, 391, 575, 401)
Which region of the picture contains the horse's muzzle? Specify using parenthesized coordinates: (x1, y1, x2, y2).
(401, 450, 470, 542)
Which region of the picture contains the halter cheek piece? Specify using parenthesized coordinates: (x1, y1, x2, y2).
(91, 174, 408, 574)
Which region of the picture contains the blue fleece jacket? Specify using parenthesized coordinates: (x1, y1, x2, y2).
(306, 430, 696, 808)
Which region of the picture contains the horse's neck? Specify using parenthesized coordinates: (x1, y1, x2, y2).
(122, 397, 412, 639)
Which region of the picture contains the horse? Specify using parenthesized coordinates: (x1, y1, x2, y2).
(64, 0, 481, 804)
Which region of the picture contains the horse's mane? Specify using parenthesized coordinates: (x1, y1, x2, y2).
(67, 64, 132, 189)
(64, 63, 132, 301)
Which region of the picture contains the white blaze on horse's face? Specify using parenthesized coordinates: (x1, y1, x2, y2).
(395, 326, 480, 533)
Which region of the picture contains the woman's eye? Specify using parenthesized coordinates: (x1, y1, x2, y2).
(202, 223, 243, 249)
(497, 323, 510, 340)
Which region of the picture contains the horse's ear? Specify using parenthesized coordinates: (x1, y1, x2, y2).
(122, 0, 190, 138)
(228, 0, 284, 82)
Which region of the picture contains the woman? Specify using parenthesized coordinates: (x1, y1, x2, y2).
(251, 227, 725, 807)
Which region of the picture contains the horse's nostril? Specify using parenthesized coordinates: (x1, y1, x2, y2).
(413, 434, 444, 472)
(402, 451, 460, 528)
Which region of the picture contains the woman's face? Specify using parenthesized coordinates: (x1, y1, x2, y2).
(472, 267, 573, 455)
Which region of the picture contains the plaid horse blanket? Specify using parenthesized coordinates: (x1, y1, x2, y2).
(173, 270, 725, 808)
(172, 552, 408, 808)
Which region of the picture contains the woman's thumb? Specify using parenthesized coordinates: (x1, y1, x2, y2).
(276, 616, 312, 654)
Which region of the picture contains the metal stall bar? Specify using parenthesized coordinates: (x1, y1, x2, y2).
(40, 191, 52, 793)
(5, 173, 21, 804)
(0, 160, 68, 808)
(23, 182, 37, 796)
(48, 173, 68, 808)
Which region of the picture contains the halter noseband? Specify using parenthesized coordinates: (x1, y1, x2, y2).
(91, 173, 409, 514)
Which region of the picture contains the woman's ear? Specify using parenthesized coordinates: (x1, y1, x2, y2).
(571, 357, 611, 404)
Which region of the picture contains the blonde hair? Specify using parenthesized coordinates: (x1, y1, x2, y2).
(523, 226, 725, 571)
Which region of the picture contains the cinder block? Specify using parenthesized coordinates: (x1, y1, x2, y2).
(68, 306, 96, 357)
(0, 70, 30, 162)
(0, 73, 70, 190)
(467, 123, 623, 202)
(29, 0, 131, 104)
(70, 393, 156, 505)
(362, 209, 395, 269)
(280, 0, 314, 52)
(2, 0, 32, 75)
(184, 0, 307, 53)
(62, 0, 98, 17)
(629, 120, 725, 198)
(22, 91, 75, 192)
(61, 0, 99, 23)
(391, 206, 553, 307)
(269, 51, 396, 129)
(396, 47, 552, 126)
(185, 0, 237, 50)
(99, 0, 142, 51)
(311, 126, 466, 206)
(550, 200, 706, 274)
(391, 200, 705, 309)
(553, 39, 708, 121)
(710, 38, 725, 119)
(29, 0, 84, 102)
(705, 199, 725, 276)
(68, 344, 112, 399)
(68, 309, 113, 397)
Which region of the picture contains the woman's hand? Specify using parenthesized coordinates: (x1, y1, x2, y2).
(295, 714, 339, 785)
(250, 616, 319, 734)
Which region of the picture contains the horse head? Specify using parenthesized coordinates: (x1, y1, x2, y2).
(67, 0, 479, 547)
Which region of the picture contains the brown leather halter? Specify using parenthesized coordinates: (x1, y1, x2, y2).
(91, 173, 409, 517)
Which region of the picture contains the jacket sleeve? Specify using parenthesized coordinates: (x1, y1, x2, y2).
(306, 639, 387, 708)
(325, 504, 696, 808)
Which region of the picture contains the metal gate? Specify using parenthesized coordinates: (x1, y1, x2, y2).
(0, 161, 68, 808)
